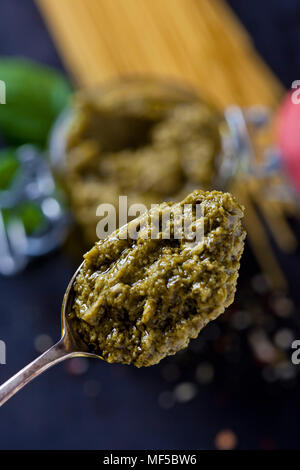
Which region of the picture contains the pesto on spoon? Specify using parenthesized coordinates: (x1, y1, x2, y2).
(72, 189, 246, 367)
(0, 189, 245, 405)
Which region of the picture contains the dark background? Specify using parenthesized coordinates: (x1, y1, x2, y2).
(0, 0, 300, 450)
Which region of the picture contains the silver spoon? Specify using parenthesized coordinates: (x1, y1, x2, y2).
(0, 263, 101, 406)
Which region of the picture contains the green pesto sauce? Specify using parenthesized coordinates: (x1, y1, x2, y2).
(64, 84, 221, 244)
(72, 190, 246, 367)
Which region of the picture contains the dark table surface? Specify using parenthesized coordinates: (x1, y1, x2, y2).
(0, 0, 300, 450)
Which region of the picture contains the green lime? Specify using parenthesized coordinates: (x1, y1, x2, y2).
(0, 148, 19, 190)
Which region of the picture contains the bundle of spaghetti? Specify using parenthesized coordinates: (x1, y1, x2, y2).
(231, 179, 288, 292)
(36, 0, 283, 109)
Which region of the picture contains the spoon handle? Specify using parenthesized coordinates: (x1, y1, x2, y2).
(0, 338, 76, 406)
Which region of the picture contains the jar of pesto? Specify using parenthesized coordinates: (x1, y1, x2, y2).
(49, 78, 277, 246)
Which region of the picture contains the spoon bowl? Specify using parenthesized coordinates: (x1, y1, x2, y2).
(0, 262, 101, 407)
